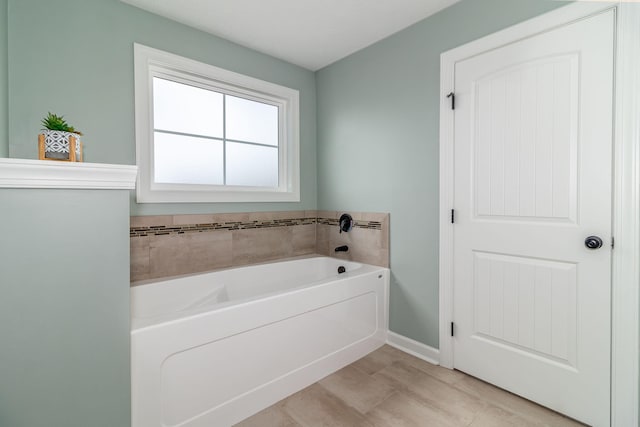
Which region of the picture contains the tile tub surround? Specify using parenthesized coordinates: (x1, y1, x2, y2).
(130, 210, 389, 282)
(316, 211, 389, 268)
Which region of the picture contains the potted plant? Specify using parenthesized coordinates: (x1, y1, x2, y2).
(38, 112, 84, 162)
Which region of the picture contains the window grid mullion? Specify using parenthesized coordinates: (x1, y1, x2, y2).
(222, 94, 227, 185)
(152, 129, 276, 149)
(151, 74, 282, 188)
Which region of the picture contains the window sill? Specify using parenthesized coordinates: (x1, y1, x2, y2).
(136, 187, 300, 203)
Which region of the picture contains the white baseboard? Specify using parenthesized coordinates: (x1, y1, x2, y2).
(387, 331, 440, 365)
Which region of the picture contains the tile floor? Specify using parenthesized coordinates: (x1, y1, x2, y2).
(236, 345, 584, 427)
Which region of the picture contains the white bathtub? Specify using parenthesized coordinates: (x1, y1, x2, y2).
(131, 256, 389, 427)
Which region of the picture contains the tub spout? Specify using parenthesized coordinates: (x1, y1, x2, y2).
(335, 245, 349, 252)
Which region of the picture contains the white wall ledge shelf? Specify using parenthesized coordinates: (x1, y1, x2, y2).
(0, 158, 138, 190)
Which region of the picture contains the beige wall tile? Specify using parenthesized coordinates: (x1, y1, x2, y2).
(246, 211, 273, 221)
(232, 227, 293, 265)
(318, 211, 387, 223)
(271, 211, 308, 220)
(315, 223, 332, 257)
(292, 224, 316, 256)
(372, 249, 389, 268)
(316, 210, 338, 220)
(149, 231, 232, 279)
(211, 212, 251, 223)
(327, 226, 388, 267)
(348, 212, 388, 222)
(130, 215, 173, 228)
(316, 238, 330, 256)
(361, 212, 389, 223)
(315, 223, 331, 242)
(171, 214, 217, 225)
(171, 213, 253, 225)
(247, 211, 306, 221)
(351, 227, 384, 249)
(304, 210, 318, 218)
(381, 216, 389, 250)
(346, 211, 365, 221)
(130, 236, 150, 282)
(325, 222, 351, 245)
(314, 221, 389, 267)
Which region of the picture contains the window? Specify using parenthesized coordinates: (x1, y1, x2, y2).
(134, 44, 300, 203)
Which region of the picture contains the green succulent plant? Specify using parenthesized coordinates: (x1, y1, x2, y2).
(41, 112, 83, 136)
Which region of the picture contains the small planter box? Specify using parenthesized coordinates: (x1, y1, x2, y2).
(38, 130, 83, 162)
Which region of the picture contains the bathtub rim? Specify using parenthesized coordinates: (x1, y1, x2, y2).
(130, 256, 386, 332)
(130, 254, 359, 287)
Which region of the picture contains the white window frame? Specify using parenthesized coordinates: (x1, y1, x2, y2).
(133, 43, 300, 203)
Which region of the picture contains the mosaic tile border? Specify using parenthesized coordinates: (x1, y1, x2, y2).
(316, 218, 382, 230)
(130, 217, 315, 237)
(130, 216, 382, 237)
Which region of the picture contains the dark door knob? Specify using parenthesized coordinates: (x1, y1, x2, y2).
(585, 236, 603, 250)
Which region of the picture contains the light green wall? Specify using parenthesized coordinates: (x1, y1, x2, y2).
(4, 0, 571, 350)
(0, 0, 7, 157)
(0, 189, 131, 427)
(316, 0, 566, 348)
(7, 0, 317, 215)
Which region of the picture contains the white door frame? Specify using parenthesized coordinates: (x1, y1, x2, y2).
(438, 2, 640, 425)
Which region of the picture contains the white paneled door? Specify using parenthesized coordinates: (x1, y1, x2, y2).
(453, 10, 614, 426)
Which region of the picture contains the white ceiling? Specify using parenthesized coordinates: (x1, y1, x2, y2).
(121, 0, 461, 71)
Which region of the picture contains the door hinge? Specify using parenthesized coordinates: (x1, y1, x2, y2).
(446, 92, 455, 110)
(451, 209, 455, 224)
(612, 236, 615, 249)
(451, 322, 455, 337)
